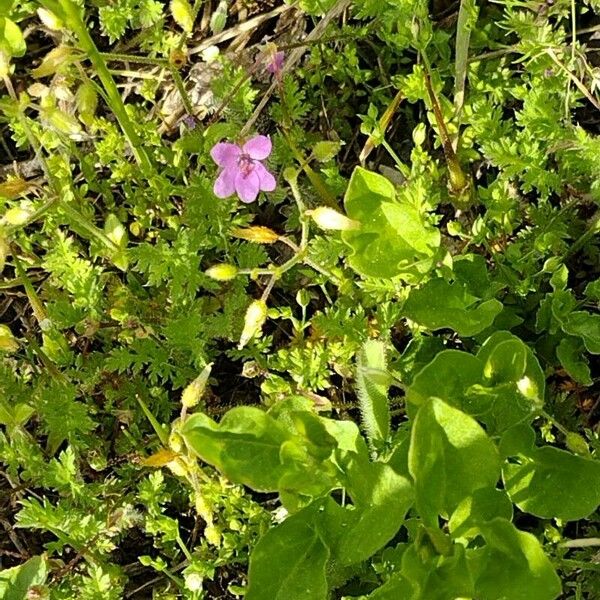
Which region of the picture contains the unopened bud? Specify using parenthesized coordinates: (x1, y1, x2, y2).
(76, 81, 98, 126)
(0, 236, 8, 273)
(0, 177, 31, 199)
(231, 226, 279, 243)
(565, 432, 590, 456)
(171, 0, 194, 32)
(167, 457, 188, 477)
(205, 263, 238, 281)
(168, 431, 184, 453)
(210, 1, 227, 34)
(37, 7, 63, 30)
(307, 207, 359, 231)
(0, 325, 18, 353)
(2, 206, 31, 226)
(181, 363, 213, 408)
(238, 300, 267, 349)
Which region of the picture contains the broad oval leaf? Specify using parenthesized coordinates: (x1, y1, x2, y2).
(470, 519, 561, 600)
(502, 445, 600, 521)
(403, 278, 503, 336)
(409, 397, 501, 524)
(342, 167, 440, 279)
(246, 502, 329, 600)
(181, 408, 294, 491)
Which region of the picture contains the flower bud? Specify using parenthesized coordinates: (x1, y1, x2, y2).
(231, 226, 279, 243)
(181, 363, 213, 408)
(37, 7, 63, 30)
(205, 263, 238, 281)
(2, 206, 31, 226)
(171, 0, 194, 32)
(0, 325, 18, 353)
(307, 207, 359, 231)
(565, 432, 590, 456)
(0, 236, 8, 273)
(168, 431, 184, 453)
(238, 300, 267, 349)
(167, 457, 188, 477)
(0, 177, 31, 199)
(210, 1, 227, 34)
(76, 81, 98, 126)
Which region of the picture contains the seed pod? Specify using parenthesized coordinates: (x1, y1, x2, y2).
(169, 47, 187, 69)
(181, 363, 213, 408)
(205, 263, 238, 281)
(238, 300, 267, 349)
(307, 207, 359, 231)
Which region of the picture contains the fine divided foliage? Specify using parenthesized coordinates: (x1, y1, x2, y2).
(1, 0, 600, 598)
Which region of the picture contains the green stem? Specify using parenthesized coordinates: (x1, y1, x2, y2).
(99, 52, 169, 66)
(420, 49, 469, 196)
(12, 250, 49, 323)
(170, 66, 195, 116)
(59, 202, 119, 251)
(135, 393, 170, 447)
(50, 0, 154, 173)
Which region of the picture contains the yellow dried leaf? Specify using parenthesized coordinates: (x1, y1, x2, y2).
(231, 226, 279, 244)
(141, 448, 178, 467)
(0, 177, 33, 199)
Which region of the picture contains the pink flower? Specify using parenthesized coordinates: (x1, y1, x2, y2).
(266, 50, 284, 77)
(210, 135, 276, 203)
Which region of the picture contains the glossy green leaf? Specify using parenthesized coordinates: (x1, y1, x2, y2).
(503, 444, 600, 521)
(0, 17, 26, 57)
(246, 502, 329, 600)
(556, 336, 592, 385)
(408, 398, 501, 524)
(449, 488, 513, 539)
(334, 463, 413, 565)
(477, 331, 545, 401)
(470, 519, 561, 600)
(408, 333, 542, 434)
(403, 278, 502, 336)
(563, 311, 600, 354)
(342, 167, 440, 279)
(0, 555, 48, 600)
(407, 349, 483, 410)
(181, 408, 295, 491)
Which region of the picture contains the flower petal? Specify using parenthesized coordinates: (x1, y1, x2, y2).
(242, 135, 272, 160)
(213, 168, 236, 198)
(235, 170, 260, 203)
(210, 142, 241, 168)
(254, 163, 276, 192)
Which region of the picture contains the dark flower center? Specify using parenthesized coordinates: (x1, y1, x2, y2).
(237, 154, 255, 177)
